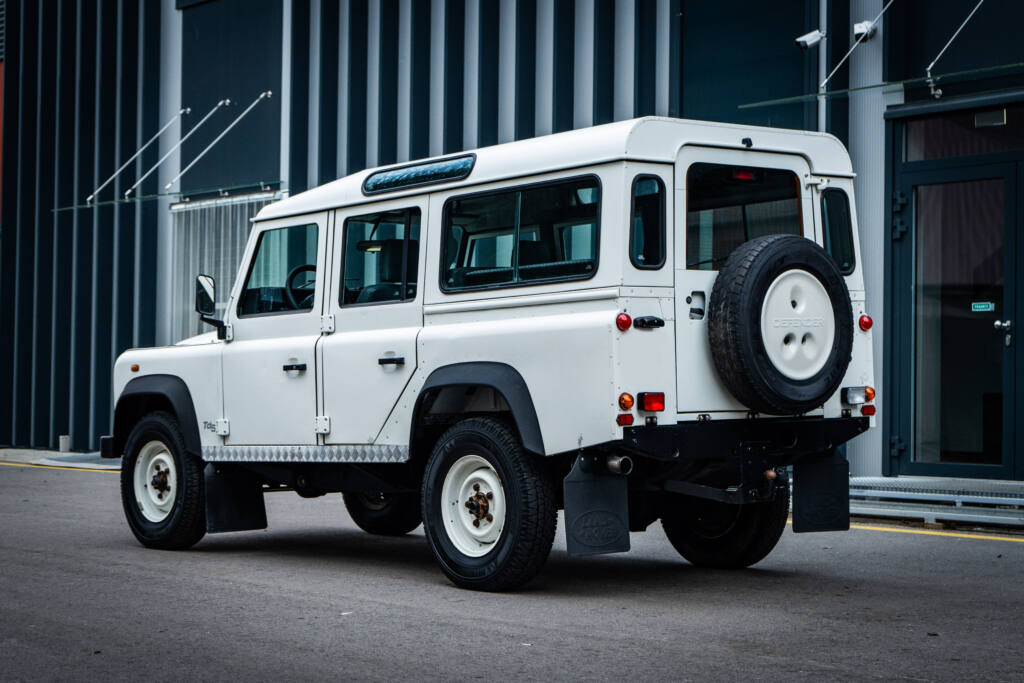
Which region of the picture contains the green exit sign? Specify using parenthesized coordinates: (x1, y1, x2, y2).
(971, 302, 996, 312)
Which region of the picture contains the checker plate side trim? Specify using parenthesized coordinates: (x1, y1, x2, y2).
(201, 444, 409, 463)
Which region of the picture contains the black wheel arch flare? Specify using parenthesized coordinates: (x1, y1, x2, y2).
(412, 362, 546, 456)
(112, 375, 202, 460)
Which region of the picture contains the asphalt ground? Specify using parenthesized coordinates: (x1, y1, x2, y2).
(1, 460, 1023, 682)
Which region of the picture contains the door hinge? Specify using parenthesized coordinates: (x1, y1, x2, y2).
(892, 191, 908, 213)
(314, 415, 331, 434)
(888, 436, 906, 463)
(321, 315, 335, 334)
(215, 418, 230, 436)
(891, 217, 908, 240)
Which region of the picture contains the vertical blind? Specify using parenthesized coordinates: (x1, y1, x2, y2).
(170, 195, 275, 342)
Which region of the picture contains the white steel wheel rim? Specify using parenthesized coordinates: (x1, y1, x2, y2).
(760, 269, 836, 381)
(440, 454, 506, 558)
(133, 440, 178, 523)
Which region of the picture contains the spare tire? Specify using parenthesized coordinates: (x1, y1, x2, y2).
(707, 234, 853, 415)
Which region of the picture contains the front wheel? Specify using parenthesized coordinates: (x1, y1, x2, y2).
(660, 475, 789, 569)
(421, 418, 556, 591)
(120, 411, 207, 550)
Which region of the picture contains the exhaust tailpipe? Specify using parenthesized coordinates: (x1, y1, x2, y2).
(606, 455, 633, 476)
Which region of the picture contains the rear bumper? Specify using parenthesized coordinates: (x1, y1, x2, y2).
(621, 416, 869, 464)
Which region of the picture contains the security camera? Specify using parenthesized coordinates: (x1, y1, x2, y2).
(795, 29, 825, 50)
(853, 20, 876, 41)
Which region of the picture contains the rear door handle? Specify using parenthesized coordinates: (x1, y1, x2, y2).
(378, 357, 405, 366)
(282, 363, 307, 372)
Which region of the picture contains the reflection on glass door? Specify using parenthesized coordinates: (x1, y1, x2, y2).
(913, 179, 1006, 465)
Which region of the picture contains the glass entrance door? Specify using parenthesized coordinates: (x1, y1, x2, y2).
(896, 164, 1018, 478)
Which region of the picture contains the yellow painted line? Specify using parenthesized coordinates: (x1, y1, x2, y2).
(849, 523, 1024, 543)
(0, 461, 120, 474)
(787, 518, 1024, 543)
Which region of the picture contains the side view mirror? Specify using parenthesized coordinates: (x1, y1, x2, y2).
(195, 274, 217, 316)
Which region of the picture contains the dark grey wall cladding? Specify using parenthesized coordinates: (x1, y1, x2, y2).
(0, 0, 161, 450)
(180, 0, 282, 195)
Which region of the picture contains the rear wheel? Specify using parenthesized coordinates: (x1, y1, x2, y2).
(342, 491, 422, 536)
(120, 411, 206, 550)
(421, 418, 556, 591)
(660, 475, 789, 569)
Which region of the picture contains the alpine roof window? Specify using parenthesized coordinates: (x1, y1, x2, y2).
(362, 155, 475, 195)
(441, 176, 600, 291)
(685, 163, 802, 270)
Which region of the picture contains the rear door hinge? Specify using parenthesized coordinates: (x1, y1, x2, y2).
(321, 315, 335, 334)
(891, 191, 909, 240)
(215, 418, 230, 436)
(314, 415, 331, 434)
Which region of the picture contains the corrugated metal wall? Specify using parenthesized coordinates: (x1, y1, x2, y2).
(0, 0, 162, 450)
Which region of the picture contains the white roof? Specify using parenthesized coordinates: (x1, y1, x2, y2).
(257, 116, 853, 221)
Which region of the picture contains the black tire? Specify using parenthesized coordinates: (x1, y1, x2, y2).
(660, 476, 790, 569)
(421, 417, 557, 591)
(120, 411, 206, 550)
(342, 491, 422, 536)
(708, 234, 853, 415)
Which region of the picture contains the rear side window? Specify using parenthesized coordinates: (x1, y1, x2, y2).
(441, 176, 600, 291)
(238, 223, 319, 315)
(630, 175, 665, 269)
(341, 208, 421, 305)
(821, 188, 856, 275)
(685, 163, 802, 270)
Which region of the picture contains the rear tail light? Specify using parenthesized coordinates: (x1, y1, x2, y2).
(859, 314, 873, 331)
(841, 386, 875, 405)
(638, 392, 665, 412)
(616, 313, 632, 331)
(616, 414, 634, 426)
(860, 405, 876, 416)
(618, 393, 635, 411)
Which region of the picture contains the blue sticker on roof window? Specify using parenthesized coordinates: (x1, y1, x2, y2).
(363, 154, 475, 194)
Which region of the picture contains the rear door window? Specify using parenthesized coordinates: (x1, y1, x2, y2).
(442, 176, 600, 291)
(630, 175, 666, 269)
(685, 163, 802, 270)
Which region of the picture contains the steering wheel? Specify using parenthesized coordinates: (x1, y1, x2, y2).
(284, 264, 317, 310)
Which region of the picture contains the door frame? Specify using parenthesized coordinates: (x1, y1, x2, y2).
(888, 160, 1019, 479)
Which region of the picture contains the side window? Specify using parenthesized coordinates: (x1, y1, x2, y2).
(630, 174, 666, 269)
(442, 176, 600, 291)
(821, 188, 856, 275)
(685, 163, 802, 270)
(340, 208, 420, 305)
(238, 223, 319, 316)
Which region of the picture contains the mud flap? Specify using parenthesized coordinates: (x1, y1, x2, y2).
(792, 451, 849, 533)
(563, 455, 630, 556)
(204, 464, 268, 534)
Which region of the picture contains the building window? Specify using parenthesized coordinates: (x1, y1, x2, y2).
(821, 188, 855, 275)
(629, 174, 666, 269)
(238, 223, 319, 316)
(685, 163, 802, 270)
(441, 176, 600, 291)
(340, 208, 421, 305)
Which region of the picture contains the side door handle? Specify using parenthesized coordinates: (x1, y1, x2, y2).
(282, 363, 307, 372)
(378, 357, 405, 366)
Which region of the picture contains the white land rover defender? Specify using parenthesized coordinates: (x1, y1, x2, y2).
(104, 117, 875, 591)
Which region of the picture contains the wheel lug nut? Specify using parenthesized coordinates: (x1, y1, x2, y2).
(465, 501, 472, 508)
(472, 519, 480, 527)
(473, 483, 480, 492)
(486, 514, 493, 523)
(486, 492, 493, 499)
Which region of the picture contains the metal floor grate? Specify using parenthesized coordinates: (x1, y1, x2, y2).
(850, 476, 1024, 527)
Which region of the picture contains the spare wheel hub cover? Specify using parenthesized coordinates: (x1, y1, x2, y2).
(759, 269, 836, 381)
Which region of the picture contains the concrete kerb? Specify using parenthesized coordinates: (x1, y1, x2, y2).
(0, 448, 120, 471)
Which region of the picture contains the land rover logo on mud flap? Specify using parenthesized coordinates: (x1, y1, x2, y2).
(572, 510, 625, 547)
(772, 317, 825, 328)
